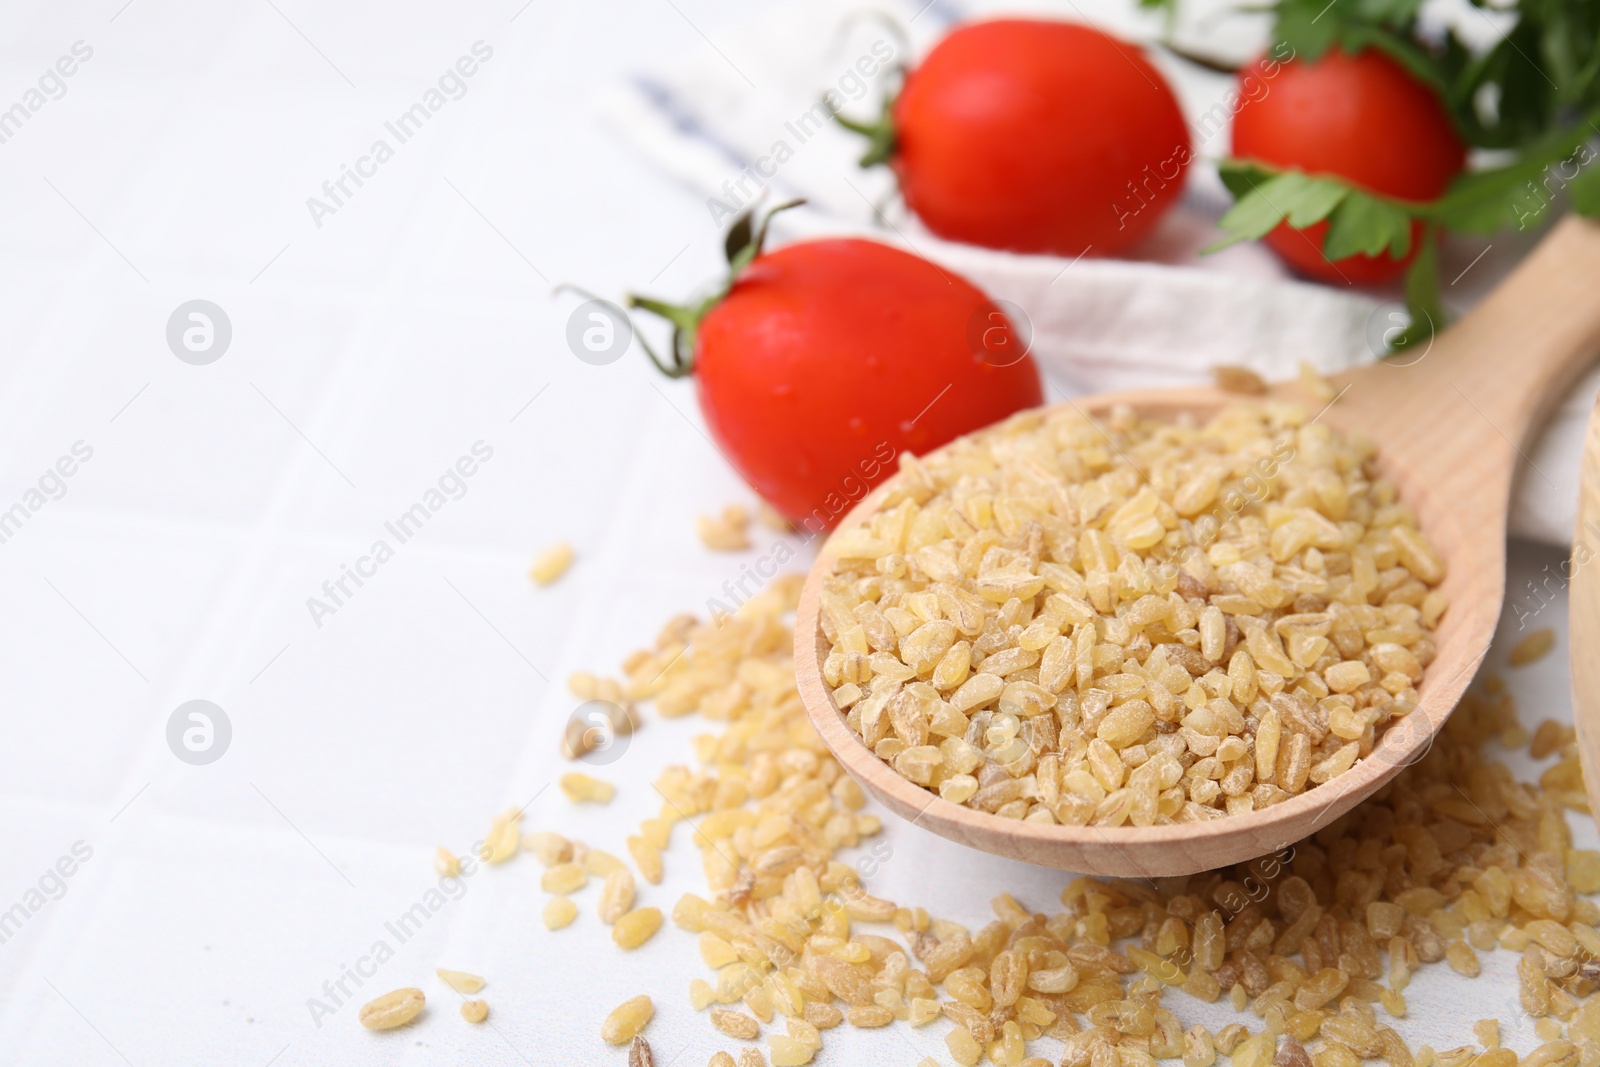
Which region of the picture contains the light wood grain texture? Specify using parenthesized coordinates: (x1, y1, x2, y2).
(1570, 394, 1600, 821)
(797, 215, 1600, 878)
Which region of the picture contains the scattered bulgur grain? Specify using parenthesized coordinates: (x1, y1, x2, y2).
(613, 906, 663, 949)
(766, 1034, 813, 1066)
(640, 816, 673, 850)
(745, 988, 776, 1025)
(1215, 1024, 1249, 1055)
(559, 772, 615, 803)
(710, 1054, 737, 1067)
(1445, 940, 1480, 977)
(629, 1035, 656, 1067)
(1510, 627, 1557, 666)
(460, 999, 489, 1023)
(1273, 1036, 1312, 1067)
(1473, 1019, 1499, 1048)
(543, 895, 578, 929)
(480, 808, 520, 863)
(697, 932, 737, 968)
(1500, 719, 1530, 749)
(628, 834, 664, 884)
(802, 1002, 842, 1029)
(738, 1050, 766, 1067)
(526, 830, 573, 865)
(1526, 918, 1578, 956)
(562, 700, 639, 759)
(497, 548, 1600, 1067)
(433, 846, 460, 878)
(845, 1004, 893, 1027)
(1531, 719, 1568, 759)
(711, 1009, 760, 1040)
(358, 987, 425, 1030)
(1212, 365, 1268, 395)
(1366, 901, 1405, 940)
(530, 541, 574, 585)
(541, 862, 587, 895)
(698, 507, 752, 552)
(602, 995, 654, 1044)
(946, 1026, 982, 1066)
(1524, 1040, 1576, 1067)
(1234, 1033, 1272, 1067)
(1184, 1025, 1216, 1067)
(584, 849, 628, 877)
(435, 968, 485, 994)
(568, 670, 600, 699)
(599, 868, 636, 924)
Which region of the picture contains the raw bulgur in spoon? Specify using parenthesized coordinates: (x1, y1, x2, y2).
(814, 400, 1445, 830)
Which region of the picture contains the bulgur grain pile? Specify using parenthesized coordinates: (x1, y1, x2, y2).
(555, 576, 1600, 1067)
(816, 402, 1448, 824)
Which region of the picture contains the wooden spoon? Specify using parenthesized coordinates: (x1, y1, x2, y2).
(797, 216, 1600, 878)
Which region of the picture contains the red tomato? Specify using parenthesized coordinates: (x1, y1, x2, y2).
(694, 239, 1043, 531)
(1231, 46, 1466, 284)
(888, 19, 1190, 257)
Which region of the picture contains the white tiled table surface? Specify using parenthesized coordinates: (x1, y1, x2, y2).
(0, 1, 1584, 1064)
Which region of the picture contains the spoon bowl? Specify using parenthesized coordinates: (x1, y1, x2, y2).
(796, 217, 1600, 878)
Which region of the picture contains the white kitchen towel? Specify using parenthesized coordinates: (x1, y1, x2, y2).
(598, 0, 1600, 544)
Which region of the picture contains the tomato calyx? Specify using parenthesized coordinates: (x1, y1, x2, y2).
(626, 199, 805, 379)
(832, 95, 898, 169)
(826, 14, 907, 169)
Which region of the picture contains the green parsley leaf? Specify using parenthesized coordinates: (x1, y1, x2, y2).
(1392, 225, 1442, 355)
(1573, 157, 1600, 217)
(1207, 167, 1352, 252)
(1353, 0, 1424, 24)
(1206, 187, 1289, 252)
(1216, 159, 1277, 202)
(1422, 122, 1595, 233)
(1323, 190, 1413, 260)
(1272, 0, 1340, 62)
(1284, 176, 1349, 227)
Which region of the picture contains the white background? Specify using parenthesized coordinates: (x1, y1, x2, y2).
(0, 1, 1584, 1064)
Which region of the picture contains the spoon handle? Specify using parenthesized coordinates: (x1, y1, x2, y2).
(1349, 216, 1600, 457)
